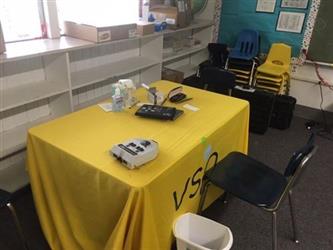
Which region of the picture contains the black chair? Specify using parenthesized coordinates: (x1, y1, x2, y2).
(198, 134, 317, 250)
(207, 43, 229, 68)
(0, 155, 30, 250)
(198, 43, 229, 77)
(182, 74, 205, 90)
(200, 66, 236, 96)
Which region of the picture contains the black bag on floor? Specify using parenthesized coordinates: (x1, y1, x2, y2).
(270, 95, 296, 130)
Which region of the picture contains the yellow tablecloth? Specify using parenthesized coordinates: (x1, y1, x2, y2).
(26, 80, 249, 250)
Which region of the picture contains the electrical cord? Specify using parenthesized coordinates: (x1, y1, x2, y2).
(306, 82, 333, 142)
(316, 82, 333, 141)
(302, 50, 333, 141)
(314, 64, 333, 91)
(302, 49, 333, 91)
(319, 82, 328, 128)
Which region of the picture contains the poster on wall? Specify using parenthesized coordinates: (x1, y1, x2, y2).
(276, 11, 305, 33)
(256, 0, 277, 13)
(281, 0, 309, 9)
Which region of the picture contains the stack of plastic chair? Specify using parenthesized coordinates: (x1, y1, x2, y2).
(255, 43, 291, 95)
(225, 29, 260, 88)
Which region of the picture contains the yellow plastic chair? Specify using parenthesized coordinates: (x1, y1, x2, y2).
(257, 43, 291, 77)
(256, 76, 287, 94)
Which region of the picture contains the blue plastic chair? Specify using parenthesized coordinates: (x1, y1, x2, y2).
(226, 29, 260, 87)
(229, 29, 259, 60)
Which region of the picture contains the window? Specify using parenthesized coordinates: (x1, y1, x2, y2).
(0, 0, 45, 42)
(0, 0, 140, 43)
(57, 0, 140, 32)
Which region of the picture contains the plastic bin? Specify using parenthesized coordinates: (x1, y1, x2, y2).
(232, 88, 275, 134)
(270, 95, 296, 130)
(173, 213, 233, 250)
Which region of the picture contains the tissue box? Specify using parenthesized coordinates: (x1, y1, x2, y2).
(64, 21, 137, 43)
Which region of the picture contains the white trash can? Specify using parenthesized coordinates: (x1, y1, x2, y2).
(173, 213, 233, 250)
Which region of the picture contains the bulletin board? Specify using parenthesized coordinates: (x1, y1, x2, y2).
(307, 0, 333, 63)
(218, 0, 312, 57)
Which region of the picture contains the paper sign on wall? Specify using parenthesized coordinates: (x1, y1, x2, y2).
(281, 0, 309, 9)
(256, 0, 277, 13)
(276, 11, 305, 33)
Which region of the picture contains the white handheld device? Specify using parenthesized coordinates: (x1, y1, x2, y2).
(110, 139, 159, 169)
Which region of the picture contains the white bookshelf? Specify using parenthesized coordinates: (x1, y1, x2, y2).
(0, 18, 213, 168)
(1, 81, 69, 112)
(0, 93, 72, 158)
(0, 113, 56, 158)
(163, 44, 207, 63)
(0, 37, 93, 63)
(172, 64, 199, 78)
(0, 153, 29, 192)
(1, 53, 71, 111)
(162, 19, 213, 36)
(71, 56, 159, 89)
(74, 94, 109, 111)
(162, 19, 212, 78)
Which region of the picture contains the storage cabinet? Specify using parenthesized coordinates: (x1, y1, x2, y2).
(0, 18, 213, 183)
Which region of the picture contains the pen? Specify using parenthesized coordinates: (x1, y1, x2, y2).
(129, 100, 140, 109)
(160, 97, 167, 106)
(176, 97, 193, 103)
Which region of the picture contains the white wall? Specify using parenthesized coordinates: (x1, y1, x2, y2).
(194, 0, 215, 20)
(291, 64, 333, 112)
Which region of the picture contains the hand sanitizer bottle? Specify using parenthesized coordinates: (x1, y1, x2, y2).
(112, 88, 124, 112)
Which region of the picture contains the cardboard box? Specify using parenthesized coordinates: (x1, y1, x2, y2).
(0, 22, 6, 54)
(150, 1, 192, 29)
(150, 5, 179, 29)
(177, 0, 192, 28)
(64, 21, 137, 43)
(162, 67, 184, 83)
(137, 21, 155, 36)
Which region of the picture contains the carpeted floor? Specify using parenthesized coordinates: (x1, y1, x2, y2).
(0, 116, 332, 250)
(202, 117, 333, 250)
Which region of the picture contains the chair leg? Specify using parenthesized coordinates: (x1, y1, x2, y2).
(6, 202, 29, 250)
(272, 211, 277, 250)
(249, 61, 256, 87)
(220, 191, 229, 204)
(288, 190, 299, 244)
(225, 58, 229, 70)
(198, 181, 210, 215)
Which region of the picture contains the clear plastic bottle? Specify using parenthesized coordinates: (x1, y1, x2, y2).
(142, 0, 150, 22)
(112, 88, 124, 112)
